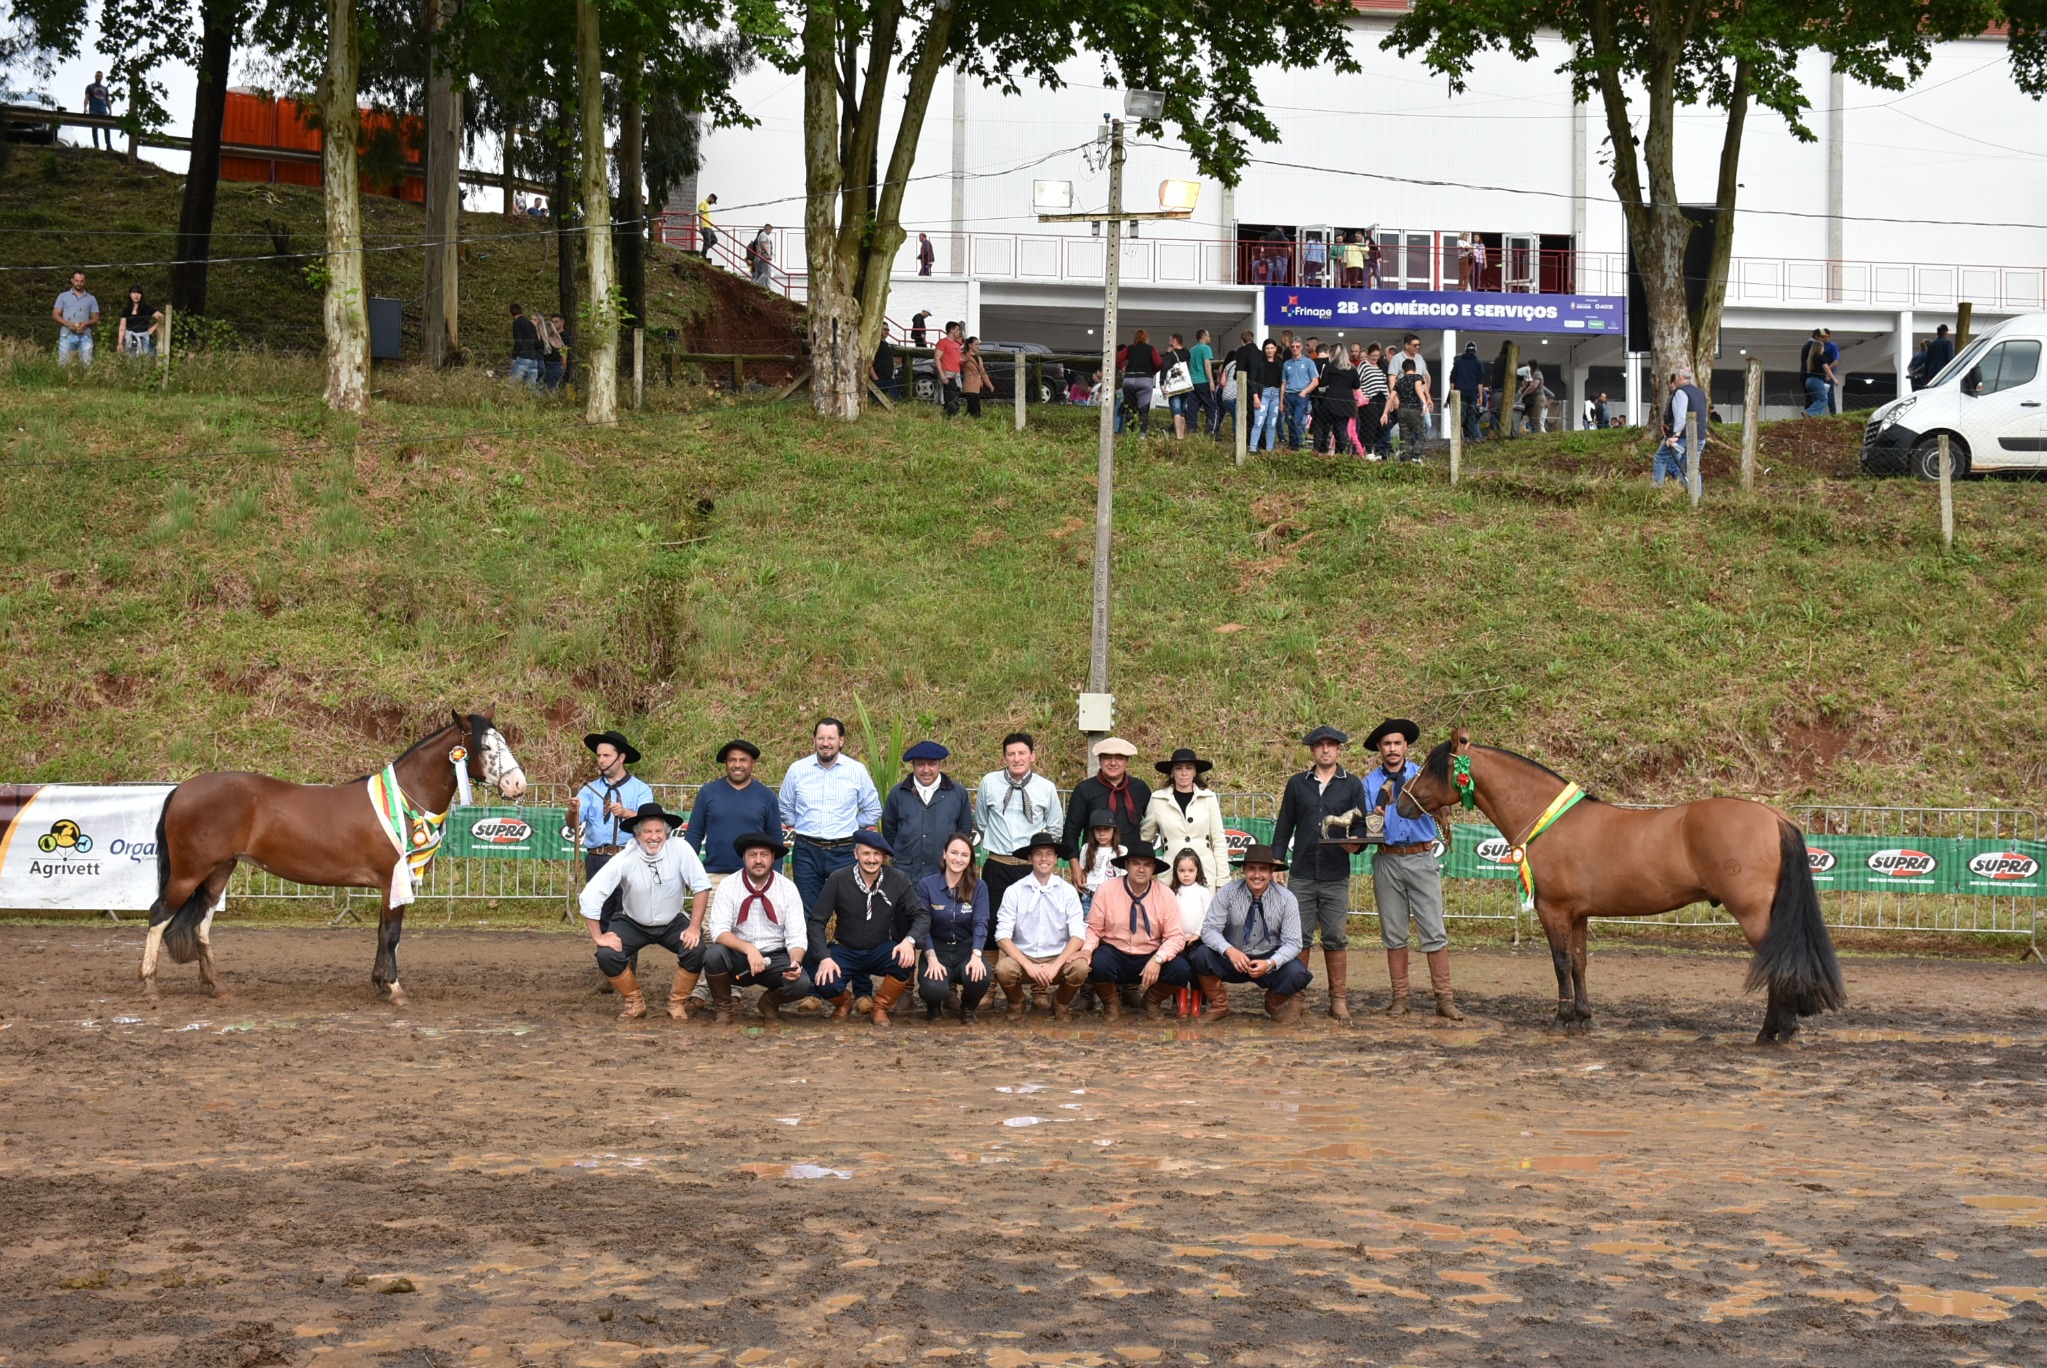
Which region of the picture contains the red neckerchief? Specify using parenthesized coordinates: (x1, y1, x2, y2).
(1100, 776, 1137, 825)
(737, 871, 778, 925)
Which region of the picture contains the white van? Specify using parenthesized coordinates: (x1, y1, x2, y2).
(1861, 311, 2047, 478)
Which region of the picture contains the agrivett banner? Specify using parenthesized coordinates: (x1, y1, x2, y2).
(0, 783, 178, 911)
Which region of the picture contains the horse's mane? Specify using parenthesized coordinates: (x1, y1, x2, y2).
(1422, 740, 1600, 804)
(345, 715, 472, 784)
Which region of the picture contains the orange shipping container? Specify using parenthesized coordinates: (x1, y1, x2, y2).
(217, 89, 425, 203)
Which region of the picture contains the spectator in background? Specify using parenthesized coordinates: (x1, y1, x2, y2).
(959, 336, 992, 418)
(935, 320, 965, 416)
(1922, 323, 1956, 384)
(528, 198, 549, 218)
(1164, 333, 1194, 439)
(508, 303, 542, 387)
(1250, 338, 1284, 452)
(910, 310, 931, 348)
(1189, 328, 1219, 437)
(1658, 367, 1708, 486)
(1520, 363, 1549, 435)
(53, 271, 99, 369)
(1122, 329, 1161, 437)
(747, 225, 774, 287)
(1343, 231, 1367, 288)
(1470, 234, 1489, 289)
(1589, 391, 1611, 429)
(1449, 340, 1485, 442)
(116, 285, 160, 358)
(1314, 346, 1361, 457)
(1802, 340, 1834, 417)
(1457, 233, 1477, 290)
(1800, 328, 1840, 413)
(873, 331, 899, 400)
(1394, 358, 1432, 460)
(1364, 230, 1384, 287)
(542, 314, 569, 390)
(85, 71, 113, 150)
(1281, 337, 1317, 450)
(1356, 341, 1391, 460)
(1906, 339, 1930, 392)
(697, 192, 719, 258)
(918, 232, 936, 276)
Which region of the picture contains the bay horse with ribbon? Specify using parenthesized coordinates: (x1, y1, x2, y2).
(1397, 729, 1843, 1043)
(141, 710, 527, 1005)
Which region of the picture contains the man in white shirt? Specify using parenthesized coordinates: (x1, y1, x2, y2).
(975, 730, 1065, 955)
(993, 832, 1089, 1018)
(704, 832, 813, 1024)
(580, 803, 714, 1021)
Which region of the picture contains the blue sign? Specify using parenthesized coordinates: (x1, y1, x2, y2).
(1264, 288, 1625, 336)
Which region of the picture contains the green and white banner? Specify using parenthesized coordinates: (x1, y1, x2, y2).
(441, 806, 577, 861)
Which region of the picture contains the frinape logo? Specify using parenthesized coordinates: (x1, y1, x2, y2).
(1866, 848, 1937, 878)
(1967, 851, 2041, 881)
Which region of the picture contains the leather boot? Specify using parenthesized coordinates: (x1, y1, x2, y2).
(1428, 949, 1465, 1021)
(1196, 975, 1231, 1023)
(708, 974, 735, 1026)
(1384, 948, 1412, 1017)
(667, 968, 700, 1021)
(1001, 976, 1027, 1018)
(827, 989, 854, 1022)
(1265, 991, 1304, 1024)
(1051, 980, 1082, 1018)
(1094, 982, 1122, 1021)
(1324, 947, 1352, 1021)
(609, 969, 647, 1020)
(758, 987, 786, 1024)
(871, 974, 909, 1026)
(1141, 981, 1175, 1018)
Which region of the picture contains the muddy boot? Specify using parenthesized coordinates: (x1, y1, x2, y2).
(708, 974, 735, 1026)
(1324, 947, 1352, 1022)
(827, 989, 854, 1022)
(758, 987, 787, 1024)
(1428, 949, 1465, 1021)
(1264, 991, 1304, 1024)
(609, 968, 647, 1021)
(1001, 977, 1027, 1020)
(1051, 981, 1082, 1019)
(1094, 982, 1123, 1021)
(1383, 948, 1411, 1017)
(1196, 975, 1231, 1024)
(1141, 981, 1175, 1018)
(667, 968, 700, 1021)
(854, 995, 876, 1017)
(871, 974, 909, 1026)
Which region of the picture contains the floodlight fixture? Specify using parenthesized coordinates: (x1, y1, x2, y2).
(1123, 89, 1166, 120)
(1158, 179, 1200, 212)
(1033, 179, 1075, 213)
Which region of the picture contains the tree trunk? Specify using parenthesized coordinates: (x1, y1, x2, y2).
(852, 0, 955, 369)
(576, 0, 619, 425)
(553, 106, 577, 360)
(618, 51, 646, 365)
(320, 0, 369, 413)
(803, 0, 862, 418)
(502, 114, 517, 217)
(171, 0, 237, 317)
(1690, 60, 1750, 383)
(422, 0, 462, 368)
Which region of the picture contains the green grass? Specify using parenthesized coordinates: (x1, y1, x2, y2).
(2, 358, 2044, 811)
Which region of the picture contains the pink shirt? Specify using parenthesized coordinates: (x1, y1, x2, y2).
(1083, 876, 1188, 960)
(935, 336, 963, 377)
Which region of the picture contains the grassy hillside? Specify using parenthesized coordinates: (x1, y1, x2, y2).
(3, 351, 2044, 810)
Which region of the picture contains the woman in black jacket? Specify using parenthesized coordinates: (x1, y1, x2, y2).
(1122, 329, 1161, 437)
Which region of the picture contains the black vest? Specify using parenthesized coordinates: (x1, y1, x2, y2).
(1665, 383, 1709, 438)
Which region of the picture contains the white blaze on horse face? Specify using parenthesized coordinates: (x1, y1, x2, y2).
(482, 727, 527, 798)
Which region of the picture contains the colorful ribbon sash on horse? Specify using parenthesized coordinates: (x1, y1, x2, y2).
(368, 765, 447, 907)
(1510, 782, 1585, 913)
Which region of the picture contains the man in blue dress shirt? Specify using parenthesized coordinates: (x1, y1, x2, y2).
(778, 716, 882, 914)
(571, 730, 655, 937)
(1361, 718, 1462, 1021)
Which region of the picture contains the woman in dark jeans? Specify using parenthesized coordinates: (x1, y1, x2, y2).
(1315, 352, 1361, 455)
(1122, 329, 1160, 437)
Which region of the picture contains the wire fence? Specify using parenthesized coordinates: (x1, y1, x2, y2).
(223, 782, 2046, 954)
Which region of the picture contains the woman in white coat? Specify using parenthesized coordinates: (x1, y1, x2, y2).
(1141, 748, 1232, 888)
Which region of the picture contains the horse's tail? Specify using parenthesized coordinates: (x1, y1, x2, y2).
(1745, 821, 1845, 1016)
(153, 786, 209, 966)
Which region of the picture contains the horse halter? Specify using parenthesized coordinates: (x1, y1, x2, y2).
(448, 717, 525, 802)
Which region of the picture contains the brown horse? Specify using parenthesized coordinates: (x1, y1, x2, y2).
(1398, 730, 1843, 1043)
(140, 711, 527, 1006)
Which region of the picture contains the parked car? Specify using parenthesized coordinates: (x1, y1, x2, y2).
(0, 86, 61, 144)
(1861, 311, 2047, 479)
(912, 341, 1068, 404)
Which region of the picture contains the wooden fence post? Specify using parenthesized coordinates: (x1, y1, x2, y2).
(731, 355, 743, 392)
(1448, 389, 1462, 486)
(1686, 411, 1702, 509)
(160, 304, 173, 391)
(1012, 350, 1026, 432)
(1938, 433, 1954, 549)
(1234, 371, 1249, 467)
(1741, 355, 1762, 492)
(632, 328, 645, 410)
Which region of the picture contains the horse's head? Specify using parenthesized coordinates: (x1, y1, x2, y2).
(453, 708, 528, 800)
(1398, 726, 1471, 823)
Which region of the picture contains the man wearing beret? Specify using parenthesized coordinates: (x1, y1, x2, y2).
(993, 832, 1090, 1017)
(580, 802, 714, 1020)
(570, 730, 655, 940)
(1362, 718, 1462, 1019)
(1188, 842, 1311, 1022)
(1270, 724, 1370, 1020)
(807, 829, 927, 1024)
(705, 832, 812, 1024)
(685, 739, 784, 888)
(1082, 839, 1191, 1018)
(881, 740, 974, 886)
(1062, 736, 1151, 853)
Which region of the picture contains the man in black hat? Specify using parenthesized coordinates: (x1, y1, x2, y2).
(1081, 840, 1192, 1019)
(1271, 725, 1370, 1020)
(571, 731, 655, 939)
(1189, 844, 1310, 1022)
(579, 802, 714, 1021)
(705, 831, 812, 1025)
(806, 829, 926, 1025)
(881, 740, 974, 887)
(1362, 718, 1461, 1020)
(685, 740, 784, 888)
(992, 832, 1089, 1017)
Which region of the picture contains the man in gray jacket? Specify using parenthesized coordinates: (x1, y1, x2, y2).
(880, 740, 974, 886)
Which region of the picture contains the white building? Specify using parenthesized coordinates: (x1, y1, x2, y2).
(693, 15, 2045, 424)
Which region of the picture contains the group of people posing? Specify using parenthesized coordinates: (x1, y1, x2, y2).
(567, 717, 1464, 1028)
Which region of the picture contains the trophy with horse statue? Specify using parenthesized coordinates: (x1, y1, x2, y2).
(1320, 806, 1385, 851)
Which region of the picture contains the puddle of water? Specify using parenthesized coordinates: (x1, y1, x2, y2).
(737, 1163, 851, 1180)
(1586, 1240, 1671, 1257)
(1963, 1195, 2047, 1211)
(1893, 1285, 2010, 1321)
(1519, 1154, 1619, 1173)
(1701, 1281, 1780, 1321)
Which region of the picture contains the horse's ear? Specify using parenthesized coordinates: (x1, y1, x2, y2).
(450, 709, 465, 735)
(1450, 727, 1470, 755)
(484, 704, 497, 721)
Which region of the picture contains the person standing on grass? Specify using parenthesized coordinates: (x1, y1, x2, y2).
(960, 336, 992, 418)
(685, 740, 783, 889)
(1121, 329, 1161, 437)
(1657, 367, 1708, 486)
(1063, 736, 1150, 855)
(53, 271, 99, 370)
(1142, 748, 1232, 889)
(747, 225, 774, 287)
(1922, 323, 1956, 383)
(580, 802, 713, 1021)
(917, 232, 936, 276)
(1281, 337, 1318, 450)
(85, 72, 112, 149)
(914, 833, 993, 1022)
(1449, 341, 1486, 443)
(704, 832, 812, 1025)
(1361, 718, 1461, 1020)
(1315, 347, 1361, 456)
(935, 321, 965, 416)
(1164, 332, 1195, 439)
(571, 730, 655, 941)
(806, 830, 923, 1025)
(1250, 338, 1285, 452)
(881, 740, 974, 888)
(1188, 843, 1310, 1023)
(992, 832, 1089, 1018)
(1395, 358, 1432, 461)
(697, 193, 719, 258)
(509, 303, 543, 386)
(117, 286, 160, 358)
(1355, 342, 1391, 460)
(1083, 840, 1192, 1019)
(1189, 328, 1220, 437)
(1271, 724, 1369, 1021)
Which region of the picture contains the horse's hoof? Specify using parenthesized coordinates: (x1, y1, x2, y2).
(387, 987, 408, 1008)
(205, 986, 230, 1001)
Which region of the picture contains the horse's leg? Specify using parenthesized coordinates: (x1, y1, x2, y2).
(1567, 917, 1594, 1025)
(1726, 889, 1796, 1046)
(1537, 908, 1574, 1029)
(374, 892, 408, 1008)
(194, 863, 236, 999)
(139, 921, 168, 1002)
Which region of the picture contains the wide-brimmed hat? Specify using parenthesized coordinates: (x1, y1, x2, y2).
(1236, 842, 1289, 870)
(1302, 725, 1349, 748)
(716, 738, 760, 762)
(1013, 832, 1077, 860)
(1154, 747, 1214, 775)
(1085, 808, 1118, 830)
(1364, 718, 1420, 749)
(628, 801, 683, 831)
(1114, 839, 1165, 870)
(1091, 736, 1138, 758)
(853, 829, 894, 856)
(902, 740, 951, 763)
(733, 830, 789, 859)
(584, 730, 641, 764)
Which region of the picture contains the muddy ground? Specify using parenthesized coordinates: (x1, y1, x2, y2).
(1, 925, 2043, 1368)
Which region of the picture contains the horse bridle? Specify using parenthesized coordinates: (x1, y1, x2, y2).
(1383, 758, 1454, 848)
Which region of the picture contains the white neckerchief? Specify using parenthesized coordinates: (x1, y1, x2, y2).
(913, 776, 941, 803)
